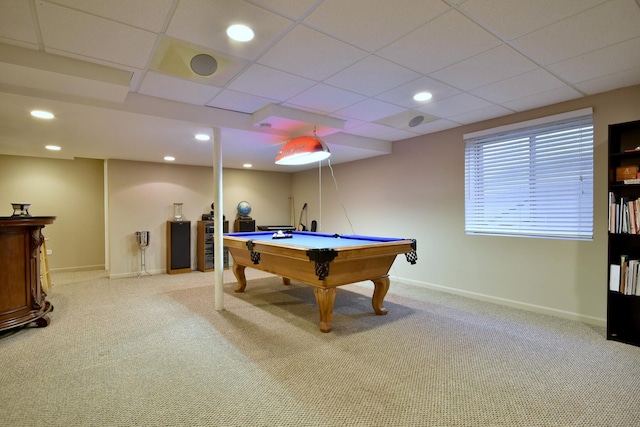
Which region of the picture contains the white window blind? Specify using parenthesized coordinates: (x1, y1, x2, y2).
(464, 109, 594, 240)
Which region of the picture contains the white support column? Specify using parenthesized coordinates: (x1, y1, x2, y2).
(318, 160, 322, 232)
(212, 127, 224, 310)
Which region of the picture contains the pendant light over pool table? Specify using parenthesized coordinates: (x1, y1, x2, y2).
(275, 128, 331, 165)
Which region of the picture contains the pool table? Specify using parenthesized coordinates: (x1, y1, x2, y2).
(223, 231, 417, 332)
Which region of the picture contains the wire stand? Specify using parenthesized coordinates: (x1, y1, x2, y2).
(138, 246, 151, 278)
(136, 231, 151, 278)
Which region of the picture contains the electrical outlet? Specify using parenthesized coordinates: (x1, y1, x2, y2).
(46, 249, 52, 255)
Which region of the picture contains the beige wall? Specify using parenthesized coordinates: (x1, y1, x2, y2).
(0, 156, 105, 271)
(0, 156, 292, 276)
(292, 84, 640, 326)
(106, 160, 292, 277)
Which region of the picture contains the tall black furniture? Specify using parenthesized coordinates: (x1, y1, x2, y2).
(167, 220, 191, 274)
(607, 119, 640, 347)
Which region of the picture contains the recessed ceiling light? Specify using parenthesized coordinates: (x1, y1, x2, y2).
(413, 92, 433, 102)
(243, 163, 253, 168)
(164, 156, 175, 162)
(195, 134, 210, 141)
(227, 24, 254, 42)
(31, 110, 54, 119)
(45, 145, 61, 151)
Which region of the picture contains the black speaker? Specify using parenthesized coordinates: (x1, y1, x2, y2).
(235, 219, 255, 232)
(169, 221, 190, 271)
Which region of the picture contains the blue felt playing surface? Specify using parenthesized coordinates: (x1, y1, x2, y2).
(225, 231, 405, 249)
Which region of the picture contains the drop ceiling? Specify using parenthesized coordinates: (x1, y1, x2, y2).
(0, 0, 639, 172)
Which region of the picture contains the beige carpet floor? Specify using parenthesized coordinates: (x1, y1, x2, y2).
(1, 269, 639, 426)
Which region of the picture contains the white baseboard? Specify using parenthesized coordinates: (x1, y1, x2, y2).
(50, 264, 105, 273)
(390, 275, 606, 328)
(109, 268, 168, 279)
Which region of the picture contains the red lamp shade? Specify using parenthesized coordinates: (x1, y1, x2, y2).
(275, 135, 331, 165)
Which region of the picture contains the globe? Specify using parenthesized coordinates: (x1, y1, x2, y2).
(237, 201, 251, 216)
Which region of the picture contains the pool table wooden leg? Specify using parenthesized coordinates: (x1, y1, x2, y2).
(314, 287, 337, 333)
(282, 277, 291, 286)
(371, 275, 390, 315)
(233, 263, 247, 293)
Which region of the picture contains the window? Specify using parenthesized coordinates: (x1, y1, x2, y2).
(464, 108, 593, 240)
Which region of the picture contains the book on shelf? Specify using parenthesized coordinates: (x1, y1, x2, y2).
(608, 193, 640, 234)
(620, 255, 628, 294)
(609, 264, 620, 292)
(610, 256, 640, 296)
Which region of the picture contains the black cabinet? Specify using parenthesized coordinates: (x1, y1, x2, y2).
(234, 219, 256, 232)
(607, 119, 640, 346)
(167, 221, 191, 274)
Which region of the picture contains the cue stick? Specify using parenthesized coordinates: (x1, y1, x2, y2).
(290, 196, 295, 227)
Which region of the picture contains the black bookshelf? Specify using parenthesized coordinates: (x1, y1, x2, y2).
(607, 119, 640, 346)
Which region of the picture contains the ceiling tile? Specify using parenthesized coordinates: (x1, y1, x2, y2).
(248, 0, 322, 20)
(459, 0, 607, 40)
(470, 68, 567, 104)
(43, 46, 142, 91)
(513, 0, 640, 65)
(0, 0, 39, 45)
(207, 89, 277, 114)
(36, 2, 157, 69)
(377, 10, 502, 74)
(547, 37, 640, 84)
(375, 110, 439, 130)
(139, 71, 221, 105)
(430, 44, 539, 91)
(328, 114, 367, 131)
(286, 84, 367, 113)
(342, 122, 399, 139)
(406, 118, 462, 135)
(383, 129, 422, 141)
(324, 55, 421, 97)
(335, 98, 405, 122)
(0, 44, 130, 103)
(227, 64, 316, 101)
(258, 25, 367, 81)
(502, 86, 582, 112)
(574, 67, 640, 95)
(417, 93, 494, 119)
(375, 76, 460, 108)
(149, 36, 249, 87)
(448, 104, 514, 124)
(279, 103, 329, 117)
(49, 0, 174, 32)
(167, 0, 293, 61)
(304, 0, 450, 52)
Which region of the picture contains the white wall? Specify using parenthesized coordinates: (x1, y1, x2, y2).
(107, 160, 292, 277)
(291, 85, 640, 326)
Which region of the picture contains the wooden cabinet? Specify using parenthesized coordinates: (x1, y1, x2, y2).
(196, 220, 228, 272)
(0, 216, 56, 332)
(167, 221, 191, 274)
(607, 119, 640, 347)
